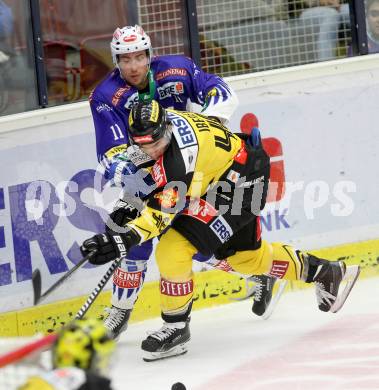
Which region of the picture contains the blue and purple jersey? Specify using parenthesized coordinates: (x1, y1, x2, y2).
(89, 55, 238, 166)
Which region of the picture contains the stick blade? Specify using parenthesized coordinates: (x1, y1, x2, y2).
(32, 269, 42, 305)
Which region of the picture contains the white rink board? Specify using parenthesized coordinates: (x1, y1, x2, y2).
(0, 56, 379, 312)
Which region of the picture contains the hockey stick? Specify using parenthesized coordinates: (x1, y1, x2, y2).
(32, 251, 97, 305)
(0, 333, 57, 368)
(75, 257, 123, 319)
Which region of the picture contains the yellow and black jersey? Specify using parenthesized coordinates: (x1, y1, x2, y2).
(152, 110, 242, 195)
(127, 109, 270, 251)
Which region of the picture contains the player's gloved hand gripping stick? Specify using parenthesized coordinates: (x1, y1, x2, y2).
(32, 223, 140, 320)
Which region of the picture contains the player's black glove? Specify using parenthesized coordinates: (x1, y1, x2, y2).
(80, 229, 140, 265)
(105, 199, 140, 232)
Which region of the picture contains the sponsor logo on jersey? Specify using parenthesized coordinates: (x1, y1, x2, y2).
(151, 157, 167, 187)
(226, 170, 240, 184)
(114, 267, 143, 288)
(157, 82, 184, 100)
(160, 278, 194, 296)
(171, 115, 197, 148)
(155, 68, 188, 81)
(183, 198, 217, 223)
(210, 216, 233, 243)
(124, 92, 139, 110)
(126, 146, 153, 167)
(96, 103, 112, 113)
(112, 87, 131, 106)
(154, 188, 179, 208)
(268, 260, 289, 279)
(237, 175, 265, 188)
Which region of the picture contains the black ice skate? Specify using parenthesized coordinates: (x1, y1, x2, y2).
(250, 275, 287, 319)
(103, 305, 132, 339)
(141, 319, 191, 362)
(313, 261, 360, 313)
(232, 275, 287, 319)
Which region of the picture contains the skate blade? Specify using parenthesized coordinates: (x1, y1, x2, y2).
(262, 280, 288, 320)
(143, 342, 189, 362)
(229, 279, 256, 302)
(330, 265, 360, 313)
(229, 276, 264, 302)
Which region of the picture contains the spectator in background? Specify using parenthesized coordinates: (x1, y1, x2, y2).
(366, 0, 379, 53)
(298, 0, 350, 61)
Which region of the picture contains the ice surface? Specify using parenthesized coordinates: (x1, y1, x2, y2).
(111, 277, 379, 390)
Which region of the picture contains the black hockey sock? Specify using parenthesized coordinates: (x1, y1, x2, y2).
(161, 301, 193, 323)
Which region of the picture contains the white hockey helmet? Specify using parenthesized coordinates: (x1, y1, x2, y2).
(110, 25, 153, 66)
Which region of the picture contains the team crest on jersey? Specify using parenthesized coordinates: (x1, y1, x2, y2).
(151, 157, 167, 187)
(154, 188, 179, 208)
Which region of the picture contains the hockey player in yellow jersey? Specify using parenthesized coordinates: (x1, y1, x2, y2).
(19, 318, 115, 390)
(81, 100, 360, 362)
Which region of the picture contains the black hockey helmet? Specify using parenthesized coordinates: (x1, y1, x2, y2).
(128, 100, 167, 145)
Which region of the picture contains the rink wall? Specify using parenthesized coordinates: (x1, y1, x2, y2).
(1, 55, 379, 335)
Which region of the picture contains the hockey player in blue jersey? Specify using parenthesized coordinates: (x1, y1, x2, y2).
(89, 25, 283, 337)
